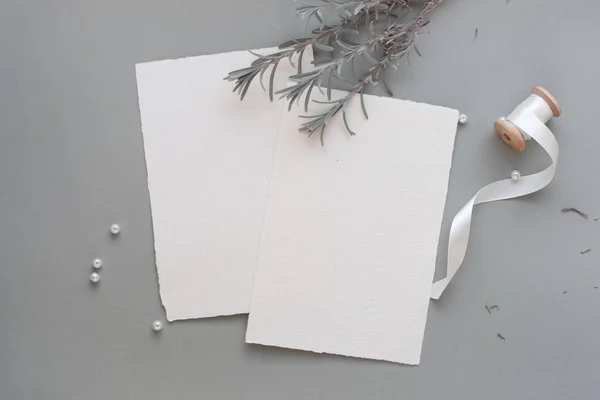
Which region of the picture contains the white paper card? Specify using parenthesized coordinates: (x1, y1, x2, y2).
(246, 90, 458, 364)
(136, 48, 313, 321)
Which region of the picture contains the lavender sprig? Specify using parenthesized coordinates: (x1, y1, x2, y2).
(224, 0, 445, 145)
(293, 7, 438, 141)
(224, 0, 411, 101)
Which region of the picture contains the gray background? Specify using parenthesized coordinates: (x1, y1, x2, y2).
(1, 0, 599, 399)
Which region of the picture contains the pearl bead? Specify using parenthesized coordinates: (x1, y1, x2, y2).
(90, 272, 100, 283)
(458, 113, 468, 124)
(92, 258, 103, 269)
(511, 170, 521, 181)
(110, 224, 121, 235)
(152, 320, 163, 332)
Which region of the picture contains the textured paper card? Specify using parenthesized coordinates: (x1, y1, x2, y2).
(136, 48, 313, 321)
(246, 90, 458, 364)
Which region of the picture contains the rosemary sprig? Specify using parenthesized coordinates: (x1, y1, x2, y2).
(294, 8, 438, 141)
(224, 0, 445, 145)
(224, 0, 411, 101)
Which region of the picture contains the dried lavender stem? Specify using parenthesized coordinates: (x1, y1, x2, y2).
(225, 0, 446, 143)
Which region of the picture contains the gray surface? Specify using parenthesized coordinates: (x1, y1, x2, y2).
(1, 0, 599, 398)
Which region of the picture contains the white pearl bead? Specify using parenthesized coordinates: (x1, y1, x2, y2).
(152, 320, 163, 332)
(92, 258, 103, 269)
(110, 224, 121, 235)
(458, 113, 468, 124)
(511, 170, 521, 181)
(90, 272, 100, 283)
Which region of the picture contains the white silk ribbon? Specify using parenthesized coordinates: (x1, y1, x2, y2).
(431, 100, 559, 299)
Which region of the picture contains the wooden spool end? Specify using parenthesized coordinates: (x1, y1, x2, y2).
(494, 118, 526, 151)
(533, 86, 562, 118)
(494, 86, 561, 151)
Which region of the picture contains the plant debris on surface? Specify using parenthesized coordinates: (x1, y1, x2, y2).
(485, 304, 499, 314)
(497, 333, 506, 341)
(581, 248, 592, 255)
(225, 0, 446, 144)
(561, 207, 589, 219)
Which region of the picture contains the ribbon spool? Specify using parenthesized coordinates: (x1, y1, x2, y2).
(431, 86, 561, 300)
(494, 86, 562, 151)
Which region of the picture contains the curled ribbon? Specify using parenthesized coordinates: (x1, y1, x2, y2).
(431, 88, 561, 299)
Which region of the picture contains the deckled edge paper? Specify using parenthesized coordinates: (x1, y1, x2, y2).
(246, 89, 459, 364)
(136, 48, 314, 321)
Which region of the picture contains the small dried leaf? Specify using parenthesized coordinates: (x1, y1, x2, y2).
(287, 52, 296, 69)
(350, 57, 358, 80)
(269, 61, 279, 102)
(342, 110, 356, 136)
(561, 208, 589, 219)
(305, 80, 316, 112)
(414, 44, 422, 57)
(232, 79, 245, 93)
(247, 50, 268, 59)
(278, 40, 297, 49)
(381, 77, 393, 96)
(313, 99, 342, 105)
(360, 90, 369, 119)
(298, 47, 306, 74)
(259, 65, 268, 92)
(289, 70, 320, 81)
(298, 114, 320, 119)
(251, 58, 265, 67)
(316, 79, 325, 96)
(315, 10, 324, 23)
(279, 37, 311, 49)
(227, 66, 258, 80)
(314, 41, 335, 52)
(248, 50, 285, 60)
(336, 39, 354, 50)
(336, 61, 344, 77)
(342, 96, 351, 111)
(295, 92, 303, 107)
(327, 70, 333, 100)
(323, 107, 337, 124)
(240, 73, 256, 100)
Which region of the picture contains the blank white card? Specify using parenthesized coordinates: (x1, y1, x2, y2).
(136, 48, 313, 321)
(247, 90, 458, 364)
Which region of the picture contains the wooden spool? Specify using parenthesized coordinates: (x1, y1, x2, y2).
(494, 86, 562, 151)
